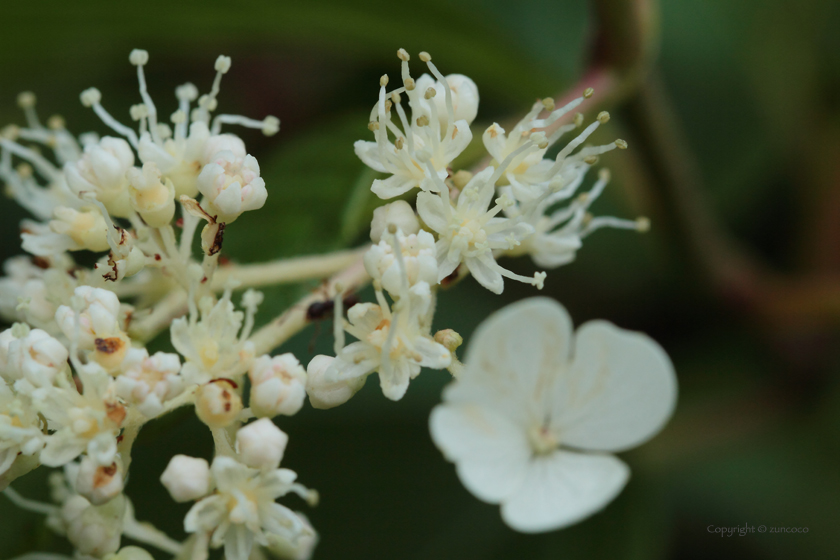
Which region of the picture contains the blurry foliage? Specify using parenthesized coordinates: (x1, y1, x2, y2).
(2, 0, 840, 559)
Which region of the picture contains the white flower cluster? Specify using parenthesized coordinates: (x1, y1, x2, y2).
(0, 45, 673, 559)
(0, 51, 315, 560)
(353, 49, 647, 294)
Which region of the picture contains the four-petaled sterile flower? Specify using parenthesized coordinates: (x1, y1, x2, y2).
(430, 297, 677, 532)
(183, 452, 314, 560)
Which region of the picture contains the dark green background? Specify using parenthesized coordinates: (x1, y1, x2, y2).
(2, 0, 840, 558)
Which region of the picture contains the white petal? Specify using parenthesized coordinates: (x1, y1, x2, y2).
(416, 192, 448, 234)
(412, 337, 451, 369)
(500, 450, 629, 533)
(430, 403, 530, 503)
(224, 523, 254, 560)
(464, 255, 504, 294)
(371, 175, 416, 200)
(39, 434, 86, 467)
(443, 119, 473, 163)
(353, 140, 389, 173)
(462, 297, 573, 418)
(553, 321, 677, 452)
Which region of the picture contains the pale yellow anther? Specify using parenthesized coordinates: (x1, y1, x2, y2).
(598, 168, 611, 182)
(390, 92, 401, 104)
(387, 223, 398, 235)
(384, 100, 393, 112)
(404, 77, 415, 91)
(419, 51, 431, 62)
(584, 155, 598, 165)
(583, 87, 594, 98)
(17, 92, 36, 109)
(416, 115, 430, 127)
(395, 137, 405, 150)
(16, 163, 33, 179)
(452, 170, 473, 188)
(541, 97, 555, 111)
(397, 48, 410, 62)
(574, 113, 584, 127)
(380, 74, 389, 87)
(615, 139, 628, 149)
(47, 115, 65, 130)
(597, 111, 610, 124)
(368, 121, 380, 131)
(424, 87, 437, 100)
(1, 125, 20, 140)
(636, 216, 651, 232)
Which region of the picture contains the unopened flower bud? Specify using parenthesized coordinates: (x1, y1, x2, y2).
(195, 379, 242, 428)
(370, 200, 419, 242)
(127, 162, 176, 228)
(433, 74, 479, 126)
(305, 355, 364, 410)
(50, 207, 111, 252)
(63, 494, 125, 558)
(160, 455, 211, 502)
(75, 457, 124, 505)
(248, 354, 307, 418)
(434, 329, 463, 353)
(235, 418, 289, 470)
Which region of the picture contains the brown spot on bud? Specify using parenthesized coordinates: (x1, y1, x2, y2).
(95, 337, 124, 354)
(93, 463, 118, 489)
(105, 401, 127, 426)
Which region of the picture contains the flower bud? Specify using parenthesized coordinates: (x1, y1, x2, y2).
(364, 229, 438, 295)
(127, 162, 176, 227)
(433, 74, 479, 126)
(202, 134, 246, 164)
(55, 286, 122, 350)
(63, 493, 125, 558)
(160, 455, 211, 502)
(235, 418, 289, 470)
(0, 326, 68, 386)
(370, 200, 419, 242)
(75, 456, 124, 505)
(64, 137, 134, 218)
(195, 379, 242, 428)
(248, 354, 307, 418)
(305, 355, 365, 410)
(50, 207, 111, 252)
(196, 151, 266, 223)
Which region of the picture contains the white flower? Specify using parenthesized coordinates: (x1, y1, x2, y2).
(327, 282, 450, 401)
(304, 355, 365, 410)
(160, 454, 211, 502)
(354, 51, 473, 199)
(369, 200, 419, 242)
(58, 493, 126, 558)
(36, 364, 125, 467)
(184, 456, 315, 560)
(56, 286, 130, 372)
(115, 348, 183, 418)
(64, 136, 134, 218)
(426, 73, 479, 129)
(0, 383, 44, 475)
(195, 379, 243, 428)
(171, 287, 256, 385)
(430, 298, 676, 533)
(417, 167, 544, 293)
(49, 207, 111, 253)
(137, 121, 211, 198)
(503, 168, 649, 269)
(363, 229, 438, 296)
(0, 324, 68, 387)
(236, 418, 289, 470)
(248, 354, 307, 418)
(196, 150, 266, 222)
(74, 455, 124, 505)
(265, 512, 318, 560)
(0, 256, 67, 331)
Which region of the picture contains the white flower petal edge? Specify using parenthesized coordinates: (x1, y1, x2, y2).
(430, 297, 677, 533)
